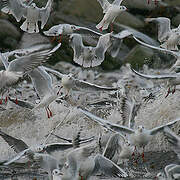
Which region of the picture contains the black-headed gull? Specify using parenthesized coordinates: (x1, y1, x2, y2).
(133, 36, 180, 72)
(69, 33, 112, 67)
(96, 0, 127, 31)
(145, 17, 180, 50)
(131, 67, 180, 98)
(2, 0, 53, 33)
(78, 108, 180, 161)
(0, 43, 60, 104)
(60, 143, 128, 180)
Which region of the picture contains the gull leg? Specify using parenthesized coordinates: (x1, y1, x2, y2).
(58, 35, 62, 43)
(5, 89, 9, 103)
(47, 106, 53, 117)
(172, 86, 176, 94)
(14, 90, 18, 104)
(79, 173, 83, 180)
(51, 36, 56, 43)
(57, 86, 63, 95)
(27, 22, 29, 31)
(142, 146, 146, 162)
(110, 23, 113, 32)
(0, 95, 3, 104)
(165, 87, 171, 98)
(34, 23, 36, 33)
(45, 108, 50, 119)
(132, 146, 138, 165)
(147, 0, 150, 4)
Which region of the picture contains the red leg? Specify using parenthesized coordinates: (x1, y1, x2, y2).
(48, 106, 53, 117)
(147, 0, 150, 4)
(0, 97, 2, 104)
(110, 23, 113, 32)
(99, 26, 103, 32)
(57, 86, 62, 95)
(142, 146, 146, 162)
(172, 86, 176, 94)
(46, 108, 50, 118)
(58, 35, 62, 43)
(165, 87, 171, 98)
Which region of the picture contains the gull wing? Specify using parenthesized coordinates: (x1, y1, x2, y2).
(164, 127, 180, 156)
(149, 118, 180, 135)
(131, 67, 178, 80)
(145, 17, 171, 43)
(39, 0, 53, 29)
(28, 66, 53, 99)
(74, 78, 118, 92)
(133, 36, 178, 58)
(7, 43, 61, 74)
(0, 130, 29, 153)
(97, 0, 111, 13)
(93, 154, 128, 177)
(2, 0, 27, 22)
(93, 33, 112, 67)
(79, 108, 135, 134)
(69, 34, 84, 66)
(103, 133, 124, 160)
(0, 52, 9, 70)
(43, 25, 63, 36)
(112, 0, 123, 6)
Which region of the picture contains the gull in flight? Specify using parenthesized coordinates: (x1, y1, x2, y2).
(78, 108, 180, 161)
(0, 43, 60, 105)
(59, 143, 128, 180)
(145, 17, 180, 50)
(43, 67, 118, 96)
(69, 33, 112, 67)
(1, 0, 53, 33)
(96, 0, 127, 31)
(131, 67, 180, 98)
(133, 36, 180, 72)
(0, 129, 94, 179)
(155, 127, 180, 180)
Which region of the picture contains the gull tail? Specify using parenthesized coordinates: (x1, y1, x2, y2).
(20, 20, 39, 33)
(160, 42, 178, 51)
(96, 20, 109, 31)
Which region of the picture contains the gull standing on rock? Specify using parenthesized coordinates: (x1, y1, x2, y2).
(1, 0, 53, 33)
(96, 0, 127, 31)
(78, 108, 180, 161)
(145, 17, 180, 50)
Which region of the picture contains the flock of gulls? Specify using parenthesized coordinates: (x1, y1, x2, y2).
(0, 0, 180, 179)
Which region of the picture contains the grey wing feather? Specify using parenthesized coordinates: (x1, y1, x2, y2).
(133, 36, 178, 58)
(44, 143, 74, 154)
(164, 127, 180, 156)
(0, 52, 9, 70)
(74, 79, 118, 92)
(93, 154, 128, 177)
(97, 0, 111, 13)
(112, 0, 123, 6)
(94, 33, 112, 67)
(28, 66, 53, 99)
(150, 118, 180, 135)
(79, 108, 135, 134)
(8, 43, 61, 73)
(70, 34, 84, 66)
(103, 133, 123, 160)
(131, 67, 178, 79)
(39, 0, 53, 29)
(0, 130, 29, 153)
(3, 0, 27, 22)
(145, 17, 171, 42)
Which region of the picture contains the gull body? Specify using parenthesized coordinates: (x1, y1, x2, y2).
(96, 0, 127, 31)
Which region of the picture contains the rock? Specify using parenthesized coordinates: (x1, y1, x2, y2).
(172, 14, 180, 27)
(123, 45, 154, 68)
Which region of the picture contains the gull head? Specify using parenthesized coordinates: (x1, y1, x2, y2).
(137, 125, 145, 133)
(31, 3, 36, 8)
(119, 6, 127, 11)
(70, 25, 78, 31)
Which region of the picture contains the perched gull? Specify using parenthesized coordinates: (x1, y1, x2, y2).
(131, 67, 180, 98)
(78, 108, 180, 160)
(145, 17, 180, 50)
(133, 36, 180, 72)
(1, 0, 53, 33)
(96, 0, 127, 31)
(69, 33, 112, 67)
(0, 43, 60, 104)
(60, 143, 128, 180)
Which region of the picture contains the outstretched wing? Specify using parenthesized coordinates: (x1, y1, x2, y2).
(79, 108, 135, 134)
(145, 17, 171, 43)
(2, 0, 27, 22)
(112, 0, 123, 6)
(8, 43, 61, 74)
(150, 118, 180, 135)
(39, 0, 53, 29)
(97, 0, 111, 13)
(0, 130, 29, 153)
(93, 154, 128, 177)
